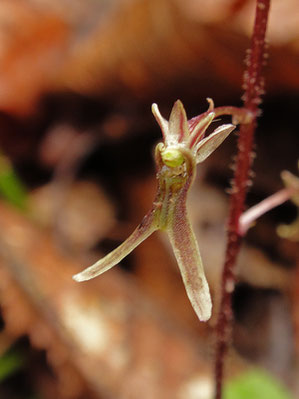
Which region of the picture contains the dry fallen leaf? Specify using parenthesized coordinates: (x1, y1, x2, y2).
(1, 0, 299, 115)
(29, 180, 116, 252)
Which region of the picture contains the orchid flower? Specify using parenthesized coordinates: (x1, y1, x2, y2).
(73, 99, 235, 321)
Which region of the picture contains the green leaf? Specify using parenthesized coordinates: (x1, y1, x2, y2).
(224, 369, 294, 399)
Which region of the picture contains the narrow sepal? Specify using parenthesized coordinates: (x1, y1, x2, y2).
(168, 100, 189, 144)
(196, 124, 235, 163)
(73, 211, 157, 282)
(166, 187, 212, 321)
(152, 103, 169, 141)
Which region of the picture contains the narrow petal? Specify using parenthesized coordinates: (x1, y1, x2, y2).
(152, 103, 169, 141)
(188, 98, 214, 133)
(73, 211, 157, 282)
(166, 188, 212, 321)
(168, 100, 189, 144)
(188, 111, 215, 149)
(196, 124, 235, 163)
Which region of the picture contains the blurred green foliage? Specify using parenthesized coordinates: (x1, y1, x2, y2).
(0, 348, 24, 382)
(0, 153, 27, 210)
(224, 369, 293, 399)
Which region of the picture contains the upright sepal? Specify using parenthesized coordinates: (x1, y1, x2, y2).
(152, 103, 169, 141)
(168, 100, 189, 144)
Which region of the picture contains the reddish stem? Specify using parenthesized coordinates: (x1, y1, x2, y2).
(214, 1, 271, 398)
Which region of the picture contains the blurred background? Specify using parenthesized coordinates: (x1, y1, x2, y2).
(0, 0, 298, 398)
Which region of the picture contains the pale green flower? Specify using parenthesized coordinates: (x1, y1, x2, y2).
(73, 99, 235, 321)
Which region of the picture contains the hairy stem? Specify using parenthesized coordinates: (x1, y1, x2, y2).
(214, 1, 271, 398)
